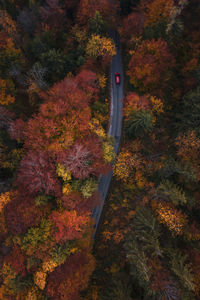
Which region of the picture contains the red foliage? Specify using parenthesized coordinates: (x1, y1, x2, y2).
(61, 190, 100, 213)
(46, 250, 95, 300)
(56, 136, 105, 179)
(49, 210, 90, 243)
(0, 106, 14, 129)
(77, 0, 119, 25)
(40, 0, 65, 31)
(4, 192, 48, 235)
(121, 12, 145, 42)
(4, 244, 26, 277)
(17, 150, 61, 196)
(8, 118, 26, 142)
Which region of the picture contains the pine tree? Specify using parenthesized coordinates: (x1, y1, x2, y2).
(133, 207, 162, 257)
(125, 109, 154, 138)
(156, 180, 187, 206)
(169, 249, 195, 292)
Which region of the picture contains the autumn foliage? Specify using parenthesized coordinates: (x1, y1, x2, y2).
(127, 38, 175, 93)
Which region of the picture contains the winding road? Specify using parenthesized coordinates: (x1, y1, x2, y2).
(91, 30, 124, 238)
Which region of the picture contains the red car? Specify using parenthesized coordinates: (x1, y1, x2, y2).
(115, 72, 120, 84)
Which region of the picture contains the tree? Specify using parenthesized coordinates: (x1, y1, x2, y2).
(169, 250, 195, 292)
(127, 38, 175, 92)
(89, 11, 106, 35)
(86, 35, 116, 60)
(152, 201, 188, 235)
(125, 109, 154, 138)
(40, 0, 65, 31)
(4, 244, 26, 277)
(113, 150, 138, 182)
(124, 237, 151, 285)
(46, 251, 95, 300)
(156, 180, 187, 206)
(120, 12, 145, 43)
(140, 0, 174, 27)
(4, 191, 50, 235)
(49, 210, 90, 243)
(123, 92, 150, 119)
(0, 78, 15, 105)
(56, 136, 106, 179)
(132, 207, 162, 257)
(39, 49, 67, 83)
(175, 86, 200, 133)
(77, 0, 119, 25)
(17, 150, 61, 196)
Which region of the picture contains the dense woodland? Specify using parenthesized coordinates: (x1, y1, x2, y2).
(0, 0, 199, 300)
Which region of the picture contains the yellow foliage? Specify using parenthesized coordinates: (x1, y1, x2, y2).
(150, 96, 164, 114)
(42, 260, 59, 273)
(86, 34, 116, 58)
(110, 263, 120, 273)
(71, 24, 87, 44)
(102, 141, 115, 163)
(34, 271, 47, 290)
(0, 192, 11, 212)
(89, 118, 106, 138)
(0, 79, 15, 105)
(26, 287, 38, 300)
(114, 151, 140, 182)
(70, 247, 79, 254)
(152, 201, 188, 235)
(62, 183, 72, 195)
(97, 73, 107, 89)
(56, 163, 71, 181)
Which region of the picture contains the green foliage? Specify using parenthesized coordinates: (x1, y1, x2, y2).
(71, 178, 98, 197)
(89, 11, 106, 35)
(100, 273, 132, 300)
(158, 156, 198, 183)
(133, 207, 162, 257)
(176, 85, 200, 133)
(21, 219, 51, 251)
(92, 100, 108, 116)
(50, 242, 72, 264)
(39, 49, 67, 82)
(120, 0, 140, 15)
(169, 250, 195, 292)
(124, 238, 151, 283)
(156, 180, 187, 205)
(80, 178, 98, 198)
(26, 31, 56, 61)
(27, 256, 41, 270)
(8, 274, 32, 294)
(143, 20, 168, 40)
(125, 109, 154, 138)
(35, 194, 51, 206)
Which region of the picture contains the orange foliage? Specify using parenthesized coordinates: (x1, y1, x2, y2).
(50, 210, 90, 242)
(141, 0, 174, 27)
(176, 131, 200, 164)
(127, 38, 175, 93)
(0, 79, 15, 106)
(77, 0, 119, 25)
(113, 150, 134, 182)
(123, 92, 150, 119)
(152, 200, 188, 235)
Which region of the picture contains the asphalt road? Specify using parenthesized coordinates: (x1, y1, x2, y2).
(91, 30, 124, 238)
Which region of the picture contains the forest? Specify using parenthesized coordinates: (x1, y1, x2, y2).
(0, 0, 199, 300)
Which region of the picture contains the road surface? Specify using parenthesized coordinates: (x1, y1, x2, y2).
(91, 30, 124, 238)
